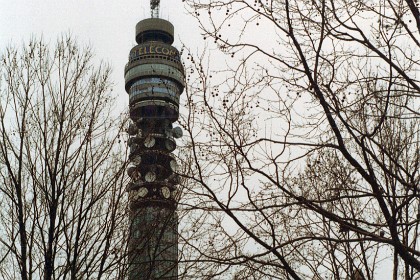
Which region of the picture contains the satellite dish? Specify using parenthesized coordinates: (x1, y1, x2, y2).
(165, 139, 176, 152)
(127, 123, 138, 135)
(161, 186, 170, 199)
(131, 155, 142, 165)
(127, 166, 136, 177)
(127, 166, 140, 180)
(130, 143, 139, 154)
(145, 171, 156, 182)
(170, 160, 178, 172)
(172, 127, 183, 138)
(138, 187, 148, 198)
(144, 136, 156, 148)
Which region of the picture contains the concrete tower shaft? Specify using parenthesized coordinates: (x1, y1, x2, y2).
(125, 17, 184, 280)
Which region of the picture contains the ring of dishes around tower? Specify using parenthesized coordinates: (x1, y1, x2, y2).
(125, 18, 184, 209)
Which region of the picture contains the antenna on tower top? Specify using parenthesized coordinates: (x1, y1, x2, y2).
(150, 0, 160, 18)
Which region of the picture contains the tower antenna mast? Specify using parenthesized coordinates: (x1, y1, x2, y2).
(150, 0, 160, 18)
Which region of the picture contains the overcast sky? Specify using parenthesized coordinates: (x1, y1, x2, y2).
(0, 0, 201, 111)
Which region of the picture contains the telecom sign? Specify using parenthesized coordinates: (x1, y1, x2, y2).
(130, 43, 180, 61)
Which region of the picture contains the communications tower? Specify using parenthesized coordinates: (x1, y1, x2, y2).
(124, 1, 184, 278)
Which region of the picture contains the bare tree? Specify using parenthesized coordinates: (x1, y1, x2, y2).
(176, 0, 420, 279)
(0, 36, 128, 280)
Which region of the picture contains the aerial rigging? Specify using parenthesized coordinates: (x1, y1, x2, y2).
(150, 0, 160, 18)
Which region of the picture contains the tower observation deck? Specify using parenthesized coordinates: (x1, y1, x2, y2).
(124, 16, 184, 280)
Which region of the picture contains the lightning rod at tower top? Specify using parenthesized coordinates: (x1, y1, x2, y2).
(150, 0, 160, 18)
